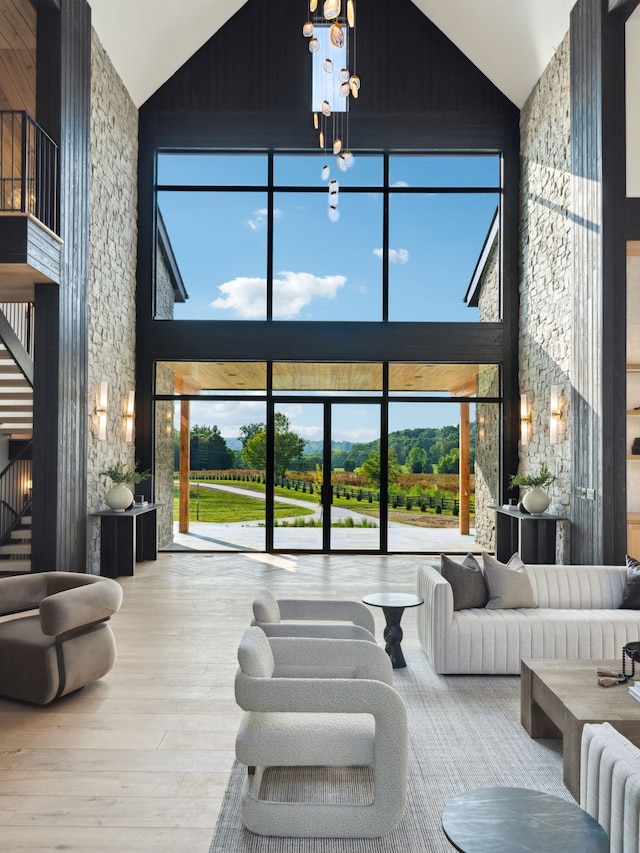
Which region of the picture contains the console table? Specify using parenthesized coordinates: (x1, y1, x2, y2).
(91, 504, 159, 578)
(491, 506, 564, 564)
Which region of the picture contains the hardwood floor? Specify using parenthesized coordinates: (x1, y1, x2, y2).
(0, 552, 430, 852)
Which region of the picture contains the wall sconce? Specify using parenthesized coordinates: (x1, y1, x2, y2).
(96, 381, 108, 441)
(520, 393, 531, 446)
(24, 479, 32, 502)
(550, 385, 563, 444)
(124, 390, 135, 443)
(478, 414, 485, 440)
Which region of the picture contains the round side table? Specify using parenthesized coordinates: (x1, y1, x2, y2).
(362, 592, 424, 668)
(442, 787, 609, 852)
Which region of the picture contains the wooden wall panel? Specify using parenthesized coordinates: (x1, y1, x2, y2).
(144, 0, 512, 119)
(149, 321, 504, 365)
(570, 0, 627, 564)
(137, 0, 520, 496)
(32, 0, 90, 573)
(629, 198, 640, 238)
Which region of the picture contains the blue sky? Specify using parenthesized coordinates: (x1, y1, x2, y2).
(157, 153, 499, 324)
(171, 399, 479, 444)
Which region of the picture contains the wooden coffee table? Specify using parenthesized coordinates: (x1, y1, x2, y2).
(521, 658, 640, 800)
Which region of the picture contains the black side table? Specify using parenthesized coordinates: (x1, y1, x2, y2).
(491, 506, 564, 564)
(91, 504, 159, 578)
(362, 592, 423, 668)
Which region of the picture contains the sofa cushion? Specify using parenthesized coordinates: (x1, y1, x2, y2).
(440, 553, 488, 610)
(483, 552, 537, 609)
(620, 555, 640, 609)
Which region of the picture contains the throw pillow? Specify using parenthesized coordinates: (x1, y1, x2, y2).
(482, 552, 537, 609)
(440, 553, 488, 610)
(620, 555, 640, 609)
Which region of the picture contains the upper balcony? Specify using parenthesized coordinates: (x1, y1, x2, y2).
(0, 111, 61, 298)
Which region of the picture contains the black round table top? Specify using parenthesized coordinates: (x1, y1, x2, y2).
(442, 787, 609, 853)
(362, 592, 424, 609)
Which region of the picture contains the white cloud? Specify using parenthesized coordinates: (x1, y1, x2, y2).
(210, 270, 347, 319)
(211, 277, 268, 318)
(332, 425, 380, 443)
(173, 400, 266, 439)
(373, 247, 410, 264)
(391, 180, 410, 188)
(246, 207, 282, 230)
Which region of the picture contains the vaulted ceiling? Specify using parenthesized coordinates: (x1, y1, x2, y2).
(87, 0, 578, 109)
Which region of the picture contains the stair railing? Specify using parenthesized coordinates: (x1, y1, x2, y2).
(0, 302, 34, 357)
(0, 441, 32, 547)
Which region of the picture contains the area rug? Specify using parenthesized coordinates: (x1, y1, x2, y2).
(210, 651, 569, 852)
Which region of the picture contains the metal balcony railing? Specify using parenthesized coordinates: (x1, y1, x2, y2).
(0, 111, 58, 234)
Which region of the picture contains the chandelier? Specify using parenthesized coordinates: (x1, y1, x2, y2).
(303, 0, 360, 221)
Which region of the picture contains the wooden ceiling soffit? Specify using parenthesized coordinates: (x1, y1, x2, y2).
(161, 361, 267, 393)
(0, 0, 36, 114)
(272, 363, 382, 392)
(389, 363, 487, 395)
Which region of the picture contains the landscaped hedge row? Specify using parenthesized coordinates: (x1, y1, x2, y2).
(183, 470, 475, 514)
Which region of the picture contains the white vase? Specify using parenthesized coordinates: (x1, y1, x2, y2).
(105, 484, 133, 512)
(522, 487, 550, 515)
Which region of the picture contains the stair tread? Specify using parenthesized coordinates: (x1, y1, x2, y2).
(0, 544, 31, 554)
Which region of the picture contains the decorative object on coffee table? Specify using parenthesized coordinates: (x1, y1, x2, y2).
(362, 592, 423, 668)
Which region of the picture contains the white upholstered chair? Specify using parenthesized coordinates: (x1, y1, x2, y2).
(234, 626, 407, 838)
(251, 587, 376, 641)
(581, 721, 640, 853)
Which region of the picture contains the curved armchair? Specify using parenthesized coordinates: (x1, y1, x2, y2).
(251, 588, 376, 641)
(235, 626, 407, 838)
(0, 572, 123, 705)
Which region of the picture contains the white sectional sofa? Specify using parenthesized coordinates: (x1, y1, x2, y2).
(417, 562, 640, 674)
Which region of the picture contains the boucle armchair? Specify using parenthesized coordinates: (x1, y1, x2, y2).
(251, 588, 376, 641)
(0, 572, 123, 705)
(234, 626, 407, 838)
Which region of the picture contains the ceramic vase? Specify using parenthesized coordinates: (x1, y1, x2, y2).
(521, 486, 550, 515)
(105, 484, 133, 511)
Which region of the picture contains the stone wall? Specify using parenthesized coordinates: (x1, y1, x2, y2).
(86, 30, 139, 573)
(519, 32, 572, 562)
(474, 237, 500, 550)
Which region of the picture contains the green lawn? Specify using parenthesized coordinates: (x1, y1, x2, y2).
(185, 475, 470, 522)
(173, 486, 314, 523)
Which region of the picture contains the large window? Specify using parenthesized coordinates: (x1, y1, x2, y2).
(155, 152, 501, 322)
(154, 360, 501, 554)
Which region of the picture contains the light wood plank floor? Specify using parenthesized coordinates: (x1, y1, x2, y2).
(0, 552, 430, 852)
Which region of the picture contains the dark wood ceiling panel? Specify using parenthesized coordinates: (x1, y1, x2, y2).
(0, 0, 36, 114)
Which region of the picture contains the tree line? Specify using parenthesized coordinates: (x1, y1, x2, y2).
(176, 416, 475, 475)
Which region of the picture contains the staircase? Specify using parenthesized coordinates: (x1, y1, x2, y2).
(0, 303, 33, 573)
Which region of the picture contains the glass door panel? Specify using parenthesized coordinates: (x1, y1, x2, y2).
(272, 404, 324, 550)
(330, 404, 381, 551)
(386, 402, 481, 553)
(159, 398, 267, 551)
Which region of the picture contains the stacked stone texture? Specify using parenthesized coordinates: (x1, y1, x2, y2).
(519, 33, 572, 562)
(86, 30, 139, 573)
(475, 239, 500, 550)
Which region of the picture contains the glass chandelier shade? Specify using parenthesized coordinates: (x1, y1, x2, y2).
(303, 0, 360, 220)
